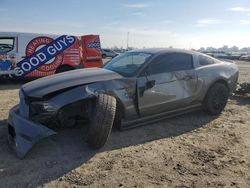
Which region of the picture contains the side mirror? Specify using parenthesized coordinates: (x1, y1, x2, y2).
(146, 80, 155, 89)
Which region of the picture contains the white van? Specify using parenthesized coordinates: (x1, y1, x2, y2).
(0, 32, 102, 78)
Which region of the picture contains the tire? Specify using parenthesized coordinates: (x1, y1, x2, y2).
(113, 103, 123, 130)
(55, 65, 73, 73)
(202, 83, 229, 115)
(102, 54, 106, 59)
(87, 94, 116, 148)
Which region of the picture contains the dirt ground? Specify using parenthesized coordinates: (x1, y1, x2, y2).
(0, 61, 249, 188)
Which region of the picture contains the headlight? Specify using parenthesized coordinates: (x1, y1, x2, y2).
(30, 102, 57, 115)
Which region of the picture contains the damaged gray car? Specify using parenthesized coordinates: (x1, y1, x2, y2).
(8, 48, 239, 158)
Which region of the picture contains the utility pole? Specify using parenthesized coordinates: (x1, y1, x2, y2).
(127, 32, 130, 51)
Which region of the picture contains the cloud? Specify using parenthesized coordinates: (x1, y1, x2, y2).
(37, 21, 86, 29)
(159, 20, 173, 24)
(240, 20, 250, 25)
(0, 17, 12, 21)
(193, 19, 227, 27)
(101, 21, 120, 29)
(131, 12, 146, 17)
(0, 8, 8, 12)
(115, 26, 180, 38)
(122, 3, 150, 8)
(228, 7, 250, 12)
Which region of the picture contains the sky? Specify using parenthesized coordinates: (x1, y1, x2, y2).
(0, 0, 250, 49)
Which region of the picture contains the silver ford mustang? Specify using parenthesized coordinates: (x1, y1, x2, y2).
(8, 48, 239, 158)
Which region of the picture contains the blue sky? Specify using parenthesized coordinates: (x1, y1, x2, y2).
(0, 0, 250, 49)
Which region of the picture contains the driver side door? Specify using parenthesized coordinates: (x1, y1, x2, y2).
(137, 52, 197, 117)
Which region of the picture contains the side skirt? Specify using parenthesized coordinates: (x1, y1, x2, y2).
(120, 103, 202, 130)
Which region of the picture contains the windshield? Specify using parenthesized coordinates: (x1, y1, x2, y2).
(0, 38, 14, 53)
(104, 52, 152, 77)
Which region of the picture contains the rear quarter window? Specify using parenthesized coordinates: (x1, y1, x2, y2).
(199, 55, 214, 66)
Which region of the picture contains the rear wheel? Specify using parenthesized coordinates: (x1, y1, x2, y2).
(203, 83, 229, 115)
(87, 94, 116, 148)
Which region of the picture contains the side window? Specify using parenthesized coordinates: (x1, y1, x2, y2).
(0, 38, 15, 53)
(199, 55, 214, 66)
(148, 53, 193, 75)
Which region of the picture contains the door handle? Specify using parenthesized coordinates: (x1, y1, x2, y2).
(138, 80, 155, 97)
(146, 80, 155, 89)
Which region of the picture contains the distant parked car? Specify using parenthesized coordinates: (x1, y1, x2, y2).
(239, 54, 250, 61)
(229, 54, 241, 60)
(102, 48, 118, 58)
(113, 49, 125, 54)
(206, 52, 230, 59)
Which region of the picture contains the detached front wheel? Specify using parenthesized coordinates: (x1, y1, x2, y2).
(203, 83, 229, 115)
(87, 94, 116, 148)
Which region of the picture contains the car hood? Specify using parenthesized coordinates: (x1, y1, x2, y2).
(22, 68, 123, 98)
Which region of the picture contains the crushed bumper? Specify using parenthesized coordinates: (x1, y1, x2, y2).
(8, 105, 56, 158)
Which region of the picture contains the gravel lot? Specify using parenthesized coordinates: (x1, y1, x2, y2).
(0, 61, 249, 188)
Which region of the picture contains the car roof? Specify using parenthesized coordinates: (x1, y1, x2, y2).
(130, 48, 201, 56)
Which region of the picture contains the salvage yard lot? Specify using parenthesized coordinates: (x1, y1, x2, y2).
(0, 61, 249, 188)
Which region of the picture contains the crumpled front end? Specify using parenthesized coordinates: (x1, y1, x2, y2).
(7, 91, 56, 158)
(7, 76, 131, 158)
